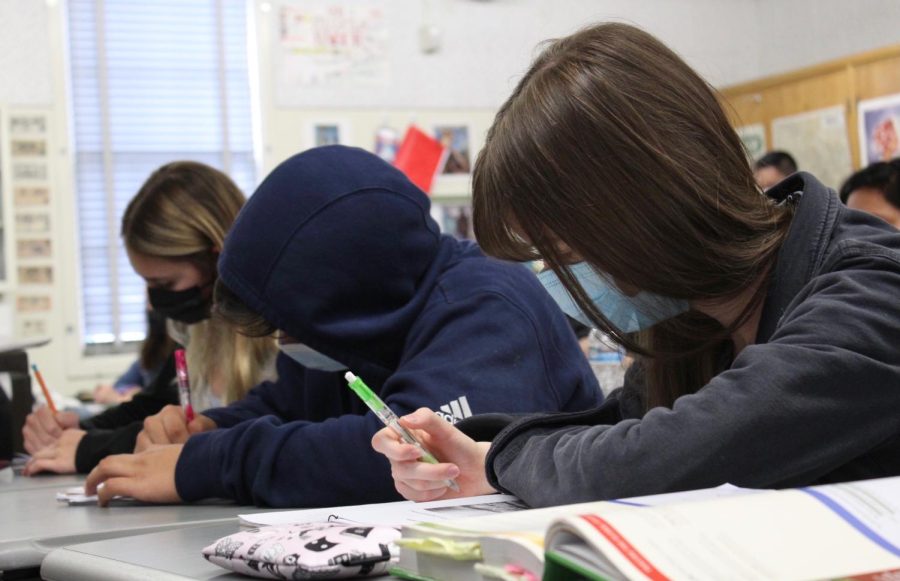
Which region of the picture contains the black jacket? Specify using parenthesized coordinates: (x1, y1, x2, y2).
(74, 353, 177, 473)
(466, 173, 900, 507)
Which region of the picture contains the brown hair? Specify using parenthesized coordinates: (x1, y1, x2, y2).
(122, 162, 277, 404)
(473, 23, 793, 409)
(140, 309, 176, 371)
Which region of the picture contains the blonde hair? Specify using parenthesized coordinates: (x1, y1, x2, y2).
(122, 162, 277, 404)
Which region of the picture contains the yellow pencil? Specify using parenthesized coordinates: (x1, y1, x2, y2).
(31, 364, 57, 414)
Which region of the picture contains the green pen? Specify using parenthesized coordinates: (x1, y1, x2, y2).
(345, 371, 460, 492)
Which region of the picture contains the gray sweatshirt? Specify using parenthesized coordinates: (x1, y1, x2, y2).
(482, 173, 900, 507)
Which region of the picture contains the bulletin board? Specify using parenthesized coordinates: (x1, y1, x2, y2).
(719, 44, 900, 177)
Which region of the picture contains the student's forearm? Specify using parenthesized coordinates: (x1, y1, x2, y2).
(487, 344, 900, 507)
(74, 422, 143, 473)
(174, 414, 400, 507)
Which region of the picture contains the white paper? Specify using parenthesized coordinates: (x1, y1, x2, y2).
(239, 494, 524, 527)
(56, 486, 132, 506)
(607, 483, 760, 507)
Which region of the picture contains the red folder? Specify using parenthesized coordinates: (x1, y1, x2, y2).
(392, 126, 447, 194)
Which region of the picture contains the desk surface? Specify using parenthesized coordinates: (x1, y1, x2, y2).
(0, 469, 84, 493)
(0, 480, 280, 572)
(41, 522, 246, 581)
(42, 522, 405, 581)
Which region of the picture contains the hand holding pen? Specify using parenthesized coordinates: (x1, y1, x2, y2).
(345, 372, 460, 492)
(370, 406, 498, 502)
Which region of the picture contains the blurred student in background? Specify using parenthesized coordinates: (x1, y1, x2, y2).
(754, 150, 798, 190)
(839, 160, 900, 229)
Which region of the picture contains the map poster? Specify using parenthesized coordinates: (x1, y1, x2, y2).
(736, 123, 767, 162)
(771, 106, 853, 190)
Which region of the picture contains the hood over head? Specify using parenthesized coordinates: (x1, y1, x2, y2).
(218, 145, 454, 381)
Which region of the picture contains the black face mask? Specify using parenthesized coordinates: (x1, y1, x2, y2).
(147, 285, 211, 324)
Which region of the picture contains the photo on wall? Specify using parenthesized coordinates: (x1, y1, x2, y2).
(11, 139, 47, 157)
(858, 93, 900, 166)
(314, 124, 341, 147)
(12, 163, 47, 181)
(736, 123, 767, 162)
(15, 213, 50, 234)
(307, 119, 350, 150)
(16, 295, 51, 313)
(9, 114, 47, 135)
(17, 239, 52, 259)
(433, 126, 471, 174)
(19, 318, 48, 337)
(13, 186, 50, 206)
(431, 202, 475, 241)
(374, 124, 399, 163)
(18, 266, 53, 285)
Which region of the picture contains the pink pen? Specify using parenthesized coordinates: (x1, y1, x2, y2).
(174, 349, 195, 422)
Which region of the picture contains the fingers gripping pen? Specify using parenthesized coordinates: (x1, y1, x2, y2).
(345, 371, 460, 492)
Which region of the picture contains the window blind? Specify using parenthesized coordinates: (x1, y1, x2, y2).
(68, 0, 256, 345)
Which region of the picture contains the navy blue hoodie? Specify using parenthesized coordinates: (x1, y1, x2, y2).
(174, 146, 602, 507)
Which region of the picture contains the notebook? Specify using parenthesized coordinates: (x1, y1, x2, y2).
(392, 479, 900, 580)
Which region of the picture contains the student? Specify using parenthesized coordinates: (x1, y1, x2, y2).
(754, 150, 798, 190)
(839, 160, 900, 229)
(84, 145, 603, 508)
(373, 23, 900, 508)
(21, 162, 276, 475)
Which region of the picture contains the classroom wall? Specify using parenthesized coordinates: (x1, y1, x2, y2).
(755, 0, 900, 78)
(255, 0, 764, 180)
(0, 0, 895, 396)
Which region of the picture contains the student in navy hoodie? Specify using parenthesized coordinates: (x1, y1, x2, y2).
(84, 145, 603, 507)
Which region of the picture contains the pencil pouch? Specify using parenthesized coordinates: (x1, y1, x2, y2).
(202, 521, 400, 579)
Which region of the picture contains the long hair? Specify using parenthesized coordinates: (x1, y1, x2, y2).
(473, 23, 793, 409)
(122, 162, 276, 404)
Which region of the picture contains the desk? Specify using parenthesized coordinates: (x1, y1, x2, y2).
(0, 482, 281, 572)
(42, 522, 406, 581)
(41, 522, 245, 580)
(0, 470, 84, 493)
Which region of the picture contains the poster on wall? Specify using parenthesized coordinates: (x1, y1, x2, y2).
(276, 1, 390, 106)
(15, 213, 50, 234)
(16, 295, 51, 313)
(771, 105, 853, 190)
(736, 123, 767, 162)
(430, 202, 475, 241)
(306, 119, 350, 149)
(858, 93, 900, 167)
(433, 126, 471, 175)
(373, 124, 398, 163)
(9, 114, 47, 136)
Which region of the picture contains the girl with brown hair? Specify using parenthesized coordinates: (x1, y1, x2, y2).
(373, 22, 900, 507)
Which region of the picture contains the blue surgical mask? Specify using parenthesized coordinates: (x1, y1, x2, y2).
(278, 342, 347, 372)
(537, 262, 689, 333)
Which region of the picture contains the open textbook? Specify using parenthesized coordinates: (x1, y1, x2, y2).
(392, 478, 900, 581)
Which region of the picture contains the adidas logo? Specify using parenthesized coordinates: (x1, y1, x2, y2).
(435, 395, 473, 424)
